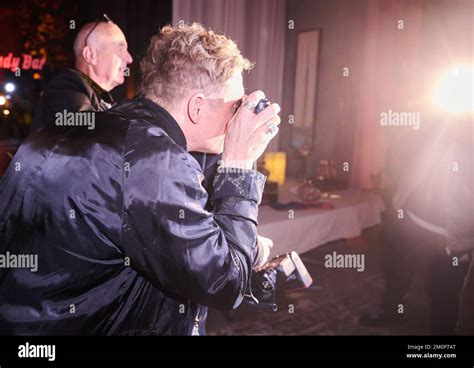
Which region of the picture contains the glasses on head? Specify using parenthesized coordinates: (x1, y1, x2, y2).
(84, 13, 113, 47)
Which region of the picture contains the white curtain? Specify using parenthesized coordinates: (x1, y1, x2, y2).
(172, 0, 286, 151)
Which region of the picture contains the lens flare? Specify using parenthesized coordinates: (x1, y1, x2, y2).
(433, 65, 473, 113)
(5, 83, 15, 93)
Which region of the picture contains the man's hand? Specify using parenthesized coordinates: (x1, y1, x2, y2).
(255, 235, 274, 268)
(221, 91, 281, 170)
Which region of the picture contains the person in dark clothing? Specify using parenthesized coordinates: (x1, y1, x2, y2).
(370, 202, 468, 334)
(360, 117, 472, 334)
(0, 23, 281, 335)
(445, 116, 473, 334)
(30, 16, 133, 133)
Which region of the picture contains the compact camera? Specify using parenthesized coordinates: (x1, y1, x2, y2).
(244, 251, 313, 312)
(254, 98, 270, 114)
(234, 98, 270, 115)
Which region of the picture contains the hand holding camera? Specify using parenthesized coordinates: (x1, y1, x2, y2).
(221, 91, 281, 170)
(255, 235, 274, 267)
(245, 251, 313, 312)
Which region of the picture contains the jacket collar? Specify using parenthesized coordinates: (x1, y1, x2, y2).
(73, 69, 116, 107)
(140, 98, 188, 150)
(106, 97, 188, 150)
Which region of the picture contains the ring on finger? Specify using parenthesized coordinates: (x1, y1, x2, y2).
(265, 122, 278, 135)
(243, 100, 257, 110)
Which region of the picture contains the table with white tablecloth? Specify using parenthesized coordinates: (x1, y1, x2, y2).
(257, 181, 386, 256)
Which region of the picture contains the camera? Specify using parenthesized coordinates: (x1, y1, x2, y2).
(254, 98, 270, 114)
(234, 98, 270, 115)
(244, 251, 313, 312)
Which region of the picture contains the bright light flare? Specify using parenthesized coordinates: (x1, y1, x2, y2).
(0, 96, 6, 106)
(433, 65, 473, 114)
(5, 83, 15, 93)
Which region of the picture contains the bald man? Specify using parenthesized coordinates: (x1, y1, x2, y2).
(30, 18, 133, 133)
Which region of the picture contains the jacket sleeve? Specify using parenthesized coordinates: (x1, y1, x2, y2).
(120, 130, 265, 310)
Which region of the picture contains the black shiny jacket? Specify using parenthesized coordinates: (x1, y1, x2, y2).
(0, 98, 265, 335)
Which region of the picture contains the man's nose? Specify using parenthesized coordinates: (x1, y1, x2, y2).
(124, 51, 133, 64)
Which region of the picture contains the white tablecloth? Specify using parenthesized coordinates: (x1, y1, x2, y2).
(257, 182, 386, 256)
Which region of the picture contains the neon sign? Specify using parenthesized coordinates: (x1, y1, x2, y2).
(0, 53, 46, 72)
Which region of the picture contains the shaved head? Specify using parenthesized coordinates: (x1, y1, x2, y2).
(73, 21, 133, 91)
(74, 22, 121, 60)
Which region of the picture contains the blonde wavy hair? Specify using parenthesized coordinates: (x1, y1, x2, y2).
(139, 23, 253, 108)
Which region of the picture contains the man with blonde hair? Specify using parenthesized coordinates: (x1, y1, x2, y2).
(0, 23, 280, 335)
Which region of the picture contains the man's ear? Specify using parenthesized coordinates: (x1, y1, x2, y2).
(187, 92, 206, 125)
(82, 46, 97, 65)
